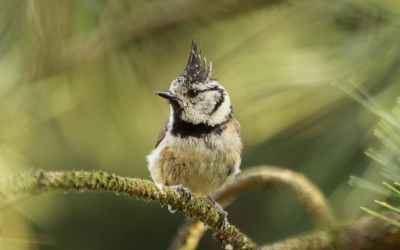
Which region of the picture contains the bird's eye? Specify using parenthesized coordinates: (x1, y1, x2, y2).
(187, 89, 199, 98)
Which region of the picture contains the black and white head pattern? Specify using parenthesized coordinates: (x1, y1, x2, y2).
(168, 41, 232, 127)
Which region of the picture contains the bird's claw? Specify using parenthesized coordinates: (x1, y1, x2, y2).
(207, 195, 228, 231)
(168, 205, 179, 213)
(167, 184, 192, 213)
(170, 184, 192, 201)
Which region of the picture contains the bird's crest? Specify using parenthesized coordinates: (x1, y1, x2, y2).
(180, 40, 212, 84)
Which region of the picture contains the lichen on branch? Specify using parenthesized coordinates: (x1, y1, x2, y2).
(0, 169, 258, 249)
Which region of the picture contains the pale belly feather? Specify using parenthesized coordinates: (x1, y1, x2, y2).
(147, 131, 241, 197)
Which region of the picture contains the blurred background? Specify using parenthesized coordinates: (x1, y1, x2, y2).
(1, 0, 400, 249)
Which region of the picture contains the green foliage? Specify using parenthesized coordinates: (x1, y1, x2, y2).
(349, 96, 400, 227)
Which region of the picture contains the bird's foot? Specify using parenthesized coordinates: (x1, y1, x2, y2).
(170, 184, 192, 201)
(207, 195, 228, 231)
(167, 205, 179, 213)
(167, 184, 192, 213)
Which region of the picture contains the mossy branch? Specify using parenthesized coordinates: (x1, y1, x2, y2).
(0, 170, 258, 249)
(4, 167, 400, 249)
(168, 166, 400, 250)
(169, 166, 337, 250)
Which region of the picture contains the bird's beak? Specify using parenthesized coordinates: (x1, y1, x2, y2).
(155, 90, 177, 100)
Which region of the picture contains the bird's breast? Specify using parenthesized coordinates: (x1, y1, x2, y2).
(147, 120, 241, 196)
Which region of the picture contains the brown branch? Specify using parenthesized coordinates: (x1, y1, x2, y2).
(31, 0, 282, 81)
(215, 166, 336, 229)
(0, 170, 259, 249)
(261, 212, 400, 250)
(167, 218, 205, 250)
(263, 231, 334, 250)
(170, 166, 400, 250)
(336, 212, 400, 249)
(169, 166, 337, 250)
(206, 215, 400, 250)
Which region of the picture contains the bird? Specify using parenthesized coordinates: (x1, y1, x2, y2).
(147, 40, 242, 228)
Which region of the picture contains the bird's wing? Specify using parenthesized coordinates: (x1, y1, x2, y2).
(155, 118, 169, 148)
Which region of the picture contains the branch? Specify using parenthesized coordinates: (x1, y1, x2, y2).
(263, 212, 400, 250)
(169, 166, 400, 250)
(32, 0, 282, 81)
(2, 167, 400, 249)
(0, 170, 258, 249)
(216, 166, 336, 229)
(337, 212, 400, 249)
(169, 166, 337, 250)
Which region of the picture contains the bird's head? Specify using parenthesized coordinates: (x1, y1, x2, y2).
(156, 41, 232, 126)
